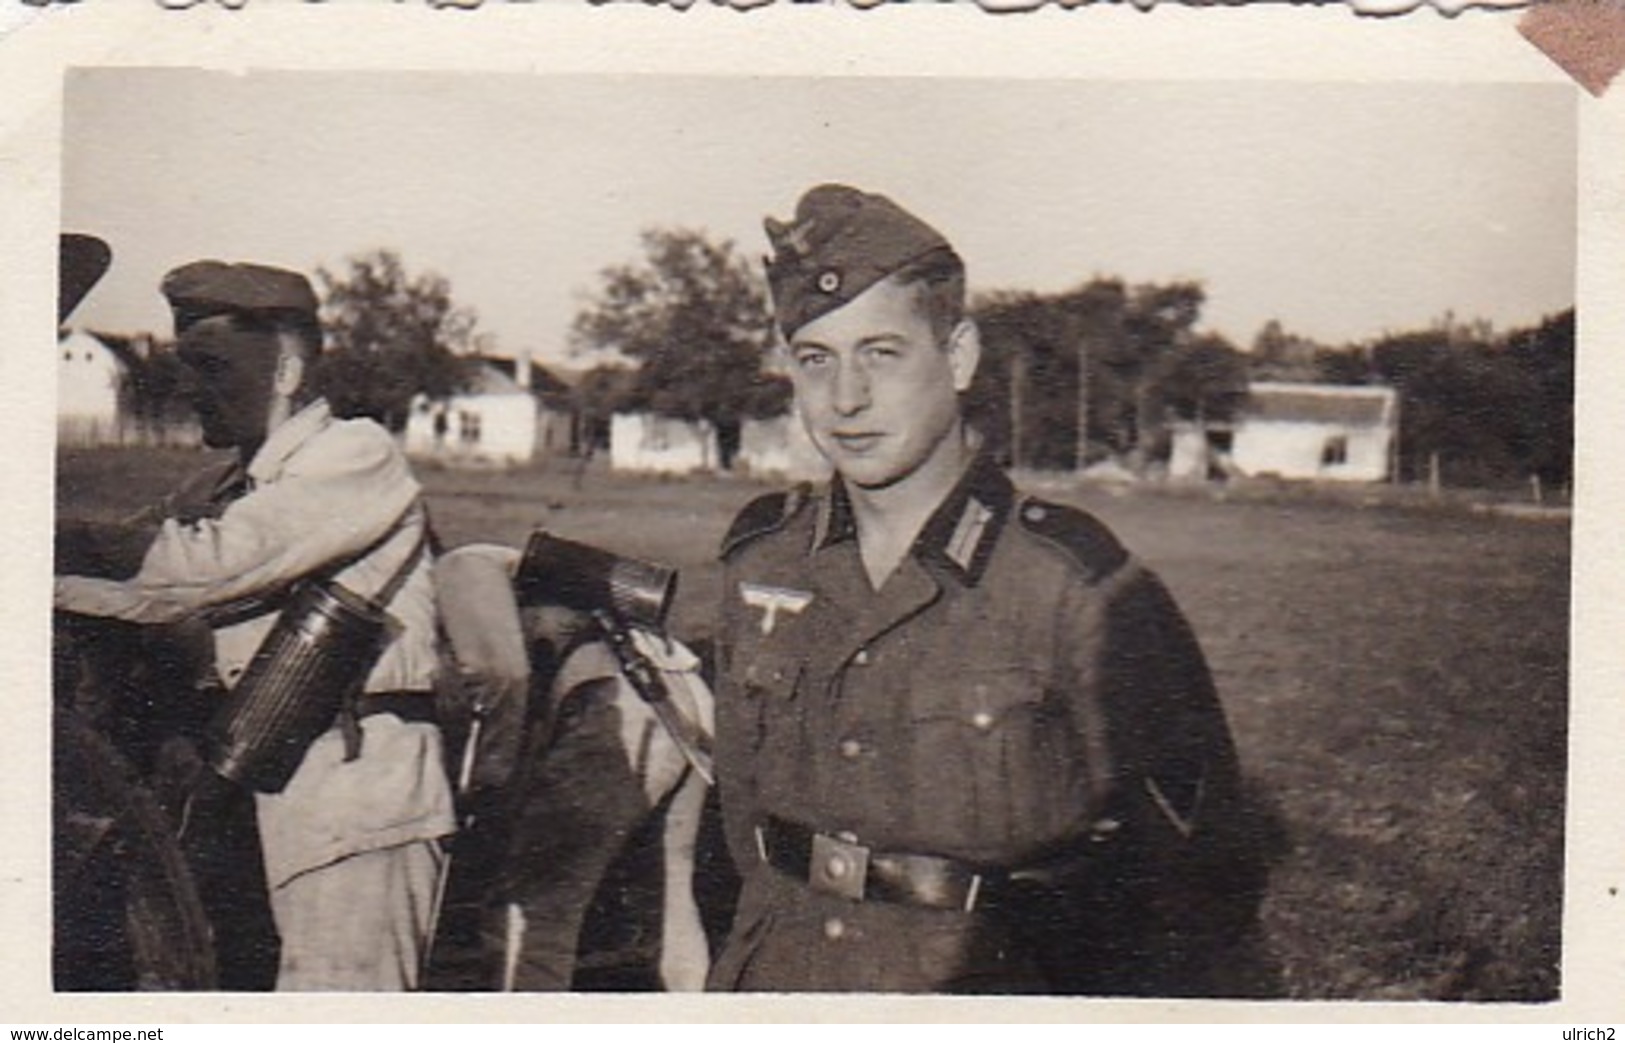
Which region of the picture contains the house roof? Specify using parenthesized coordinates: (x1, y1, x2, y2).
(58, 328, 132, 370)
(466, 362, 527, 396)
(1246, 382, 1396, 427)
(468, 354, 574, 397)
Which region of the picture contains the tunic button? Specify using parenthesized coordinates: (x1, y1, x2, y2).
(1089, 816, 1123, 842)
(824, 917, 846, 941)
(853, 648, 870, 666)
(826, 853, 850, 879)
(839, 738, 863, 759)
(971, 710, 995, 731)
(1024, 504, 1047, 523)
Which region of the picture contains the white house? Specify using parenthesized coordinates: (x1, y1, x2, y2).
(736, 414, 830, 482)
(1172, 382, 1397, 483)
(57, 328, 127, 446)
(609, 413, 719, 475)
(404, 359, 543, 465)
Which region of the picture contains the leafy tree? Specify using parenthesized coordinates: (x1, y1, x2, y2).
(573, 364, 640, 454)
(314, 250, 478, 432)
(974, 279, 1233, 471)
(89, 334, 195, 439)
(1314, 345, 1375, 385)
(972, 280, 1132, 469)
(1151, 333, 1250, 426)
(1401, 310, 1572, 489)
(972, 290, 1082, 469)
(571, 227, 787, 469)
(1251, 320, 1332, 384)
(1503, 309, 1574, 488)
(1117, 281, 1207, 467)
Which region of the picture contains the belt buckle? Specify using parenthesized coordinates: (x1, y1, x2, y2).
(809, 832, 869, 901)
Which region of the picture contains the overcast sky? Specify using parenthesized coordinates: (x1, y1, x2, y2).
(62, 70, 1575, 367)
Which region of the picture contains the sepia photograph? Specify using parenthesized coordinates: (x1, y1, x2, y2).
(6, 2, 1614, 1022)
(43, 64, 1578, 1005)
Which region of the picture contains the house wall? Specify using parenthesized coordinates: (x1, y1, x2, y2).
(737, 414, 830, 482)
(1231, 419, 1391, 482)
(610, 413, 717, 474)
(57, 331, 125, 445)
(534, 406, 575, 458)
(405, 392, 538, 463)
(1168, 426, 1209, 481)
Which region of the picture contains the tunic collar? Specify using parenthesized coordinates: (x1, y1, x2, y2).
(813, 451, 1015, 588)
(246, 398, 333, 487)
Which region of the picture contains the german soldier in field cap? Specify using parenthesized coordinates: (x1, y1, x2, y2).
(55, 261, 455, 990)
(708, 185, 1270, 994)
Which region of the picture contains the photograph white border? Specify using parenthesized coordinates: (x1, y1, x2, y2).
(3, 3, 1618, 1024)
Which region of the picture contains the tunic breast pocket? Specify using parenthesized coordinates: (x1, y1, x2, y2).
(733, 643, 806, 760)
(907, 665, 1065, 849)
(738, 643, 804, 701)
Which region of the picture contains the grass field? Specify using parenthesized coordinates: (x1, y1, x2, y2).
(55, 447, 1571, 1001)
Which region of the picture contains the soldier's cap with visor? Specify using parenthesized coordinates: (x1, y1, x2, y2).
(765, 184, 960, 339)
(160, 260, 320, 335)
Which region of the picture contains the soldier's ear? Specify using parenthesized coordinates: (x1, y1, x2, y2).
(946, 319, 981, 393)
(272, 339, 305, 399)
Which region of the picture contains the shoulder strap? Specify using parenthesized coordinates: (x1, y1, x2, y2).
(367, 515, 428, 609)
(720, 485, 811, 560)
(200, 496, 425, 627)
(1016, 497, 1132, 584)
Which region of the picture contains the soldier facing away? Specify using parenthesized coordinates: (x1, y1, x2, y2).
(707, 184, 1271, 994)
(55, 262, 455, 990)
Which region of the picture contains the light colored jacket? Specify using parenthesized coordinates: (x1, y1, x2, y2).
(56, 400, 454, 886)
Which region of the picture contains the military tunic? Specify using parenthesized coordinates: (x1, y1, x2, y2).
(709, 454, 1262, 994)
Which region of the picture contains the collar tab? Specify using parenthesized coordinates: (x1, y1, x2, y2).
(911, 454, 1015, 587)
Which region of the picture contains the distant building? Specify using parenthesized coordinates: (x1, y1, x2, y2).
(58, 329, 203, 448)
(606, 411, 829, 479)
(736, 413, 830, 482)
(1170, 382, 1398, 483)
(57, 328, 127, 446)
(403, 354, 578, 465)
(608, 413, 718, 475)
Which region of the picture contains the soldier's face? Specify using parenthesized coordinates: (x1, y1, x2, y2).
(176, 315, 282, 450)
(787, 277, 979, 491)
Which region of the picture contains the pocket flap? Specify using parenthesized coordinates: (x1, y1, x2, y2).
(910, 665, 1045, 726)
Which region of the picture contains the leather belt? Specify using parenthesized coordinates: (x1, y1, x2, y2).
(354, 690, 438, 725)
(336, 690, 437, 764)
(757, 815, 1002, 913)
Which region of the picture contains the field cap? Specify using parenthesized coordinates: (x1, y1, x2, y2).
(765, 184, 953, 338)
(161, 260, 319, 331)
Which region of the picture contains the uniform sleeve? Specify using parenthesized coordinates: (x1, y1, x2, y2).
(53, 459, 243, 581)
(1070, 563, 1238, 839)
(1046, 562, 1267, 991)
(54, 518, 161, 581)
(55, 422, 419, 625)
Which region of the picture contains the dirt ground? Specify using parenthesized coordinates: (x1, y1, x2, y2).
(54, 447, 1570, 1000)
